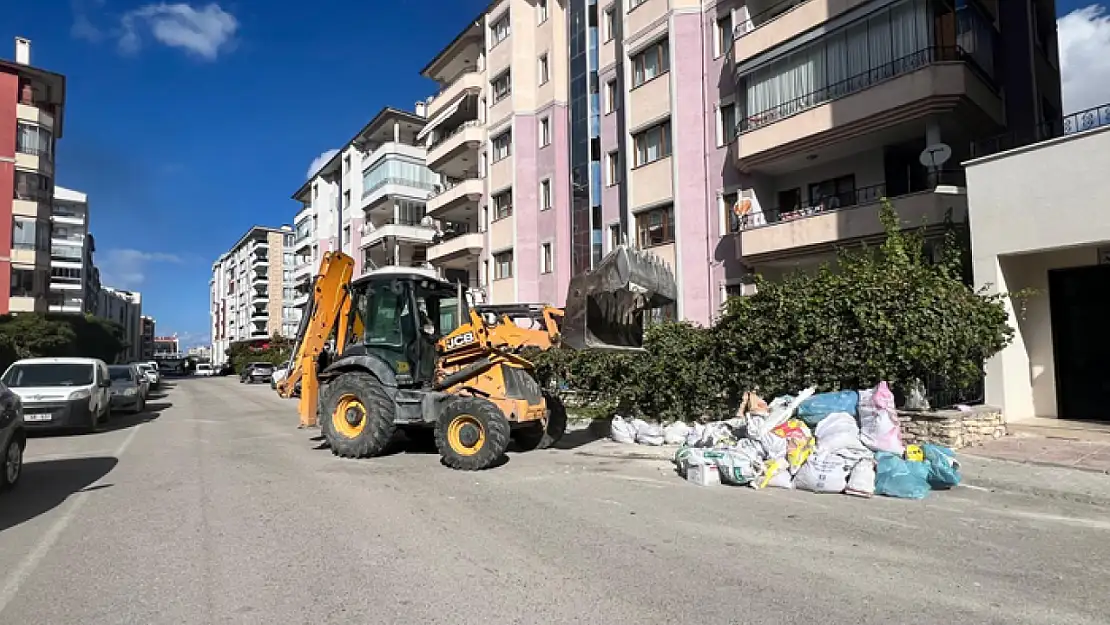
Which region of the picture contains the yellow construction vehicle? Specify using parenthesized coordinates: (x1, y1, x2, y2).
(277, 245, 676, 471)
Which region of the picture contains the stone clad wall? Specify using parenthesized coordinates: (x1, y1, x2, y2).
(898, 406, 1006, 449)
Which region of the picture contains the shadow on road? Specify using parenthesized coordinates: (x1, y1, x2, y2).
(0, 456, 118, 533)
(28, 400, 172, 438)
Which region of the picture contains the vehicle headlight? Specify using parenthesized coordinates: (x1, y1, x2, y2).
(124, 387, 138, 396)
(68, 389, 92, 400)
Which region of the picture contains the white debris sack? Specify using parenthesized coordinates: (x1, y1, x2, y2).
(634, 421, 665, 446)
(714, 442, 765, 486)
(684, 423, 707, 447)
(814, 412, 867, 454)
(858, 382, 905, 455)
(610, 415, 637, 444)
(663, 421, 691, 445)
(845, 457, 876, 498)
(754, 387, 817, 438)
(793, 451, 853, 494)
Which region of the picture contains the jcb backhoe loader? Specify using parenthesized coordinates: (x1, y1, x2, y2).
(277, 245, 676, 471)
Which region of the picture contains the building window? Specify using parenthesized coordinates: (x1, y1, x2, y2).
(609, 223, 621, 251)
(15, 122, 52, 157)
(718, 102, 737, 146)
(605, 80, 618, 113)
(633, 120, 672, 167)
(13, 170, 52, 202)
(606, 151, 621, 185)
(541, 242, 553, 274)
(494, 250, 514, 279)
(343, 189, 351, 208)
(631, 39, 669, 88)
(12, 216, 49, 251)
(490, 12, 511, 45)
(342, 225, 350, 249)
(492, 188, 513, 220)
(491, 70, 512, 103)
(538, 53, 550, 85)
(540, 179, 552, 210)
(722, 190, 741, 233)
(604, 6, 615, 42)
(363, 154, 438, 196)
(539, 117, 551, 147)
(343, 153, 350, 172)
(636, 205, 675, 248)
(491, 130, 512, 162)
(537, 0, 548, 23)
(11, 268, 36, 297)
(715, 12, 733, 58)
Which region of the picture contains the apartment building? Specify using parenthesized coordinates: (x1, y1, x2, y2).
(209, 225, 297, 365)
(2, 37, 65, 314)
(140, 315, 155, 360)
(291, 105, 445, 308)
(46, 185, 91, 313)
(98, 286, 142, 362)
(153, 335, 180, 357)
(419, 1, 571, 306)
(720, 0, 1060, 314)
(416, 0, 1059, 323)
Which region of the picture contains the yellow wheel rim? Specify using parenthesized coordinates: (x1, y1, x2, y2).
(332, 394, 367, 439)
(446, 415, 485, 456)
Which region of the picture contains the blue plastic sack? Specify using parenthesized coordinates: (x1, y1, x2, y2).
(922, 444, 961, 489)
(797, 390, 859, 427)
(874, 452, 931, 499)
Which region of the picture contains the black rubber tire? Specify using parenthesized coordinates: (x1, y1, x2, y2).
(0, 433, 24, 491)
(435, 396, 511, 471)
(515, 391, 569, 451)
(319, 371, 396, 459)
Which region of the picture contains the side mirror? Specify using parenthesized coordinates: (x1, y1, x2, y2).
(100, 379, 112, 388)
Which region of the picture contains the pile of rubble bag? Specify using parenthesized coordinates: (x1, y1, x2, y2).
(609, 382, 962, 499)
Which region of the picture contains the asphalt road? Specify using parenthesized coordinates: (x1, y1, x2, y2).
(1, 377, 1108, 625)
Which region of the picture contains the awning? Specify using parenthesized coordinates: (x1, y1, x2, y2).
(416, 99, 463, 141)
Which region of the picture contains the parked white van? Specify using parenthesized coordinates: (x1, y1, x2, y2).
(0, 358, 112, 433)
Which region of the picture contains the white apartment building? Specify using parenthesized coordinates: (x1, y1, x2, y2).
(47, 185, 91, 314)
(98, 286, 142, 362)
(210, 225, 298, 365)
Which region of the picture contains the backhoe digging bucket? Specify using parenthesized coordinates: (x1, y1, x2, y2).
(561, 245, 678, 351)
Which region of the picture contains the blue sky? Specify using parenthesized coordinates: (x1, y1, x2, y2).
(3, 1, 1108, 348)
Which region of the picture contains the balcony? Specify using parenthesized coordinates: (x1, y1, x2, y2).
(732, 0, 870, 65)
(251, 271, 267, 284)
(427, 71, 484, 120)
(427, 232, 484, 265)
(735, 172, 967, 260)
(735, 46, 1003, 172)
(16, 102, 55, 130)
(426, 178, 483, 220)
(362, 174, 437, 211)
(360, 218, 437, 247)
(426, 121, 484, 178)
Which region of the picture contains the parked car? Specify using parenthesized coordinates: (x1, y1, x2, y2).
(194, 363, 215, 377)
(0, 380, 26, 491)
(137, 362, 160, 388)
(108, 365, 146, 413)
(0, 358, 112, 433)
(240, 362, 275, 384)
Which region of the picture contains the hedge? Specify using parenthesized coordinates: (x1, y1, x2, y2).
(0, 313, 128, 371)
(529, 200, 1018, 422)
(226, 335, 294, 373)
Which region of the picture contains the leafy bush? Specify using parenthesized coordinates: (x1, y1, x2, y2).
(226, 335, 294, 373)
(533, 200, 1016, 421)
(0, 313, 127, 371)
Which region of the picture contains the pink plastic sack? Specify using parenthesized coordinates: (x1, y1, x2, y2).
(858, 381, 905, 455)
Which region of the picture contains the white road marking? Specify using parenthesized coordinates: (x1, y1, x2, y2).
(0, 425, 144, 615)
(961, 484, 991, 492)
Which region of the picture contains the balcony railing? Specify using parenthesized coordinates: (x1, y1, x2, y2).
(734, 170, 966, 232)
(428, 120, 483, 151)
(739, 46, 976, 134)
(970, 102, 1110, 159)
(362, 176, 437, 198)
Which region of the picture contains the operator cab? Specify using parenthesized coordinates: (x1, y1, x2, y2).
(345, 269, 470, 386)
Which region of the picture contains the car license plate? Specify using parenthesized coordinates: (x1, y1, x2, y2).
(26, 413, 52, 422)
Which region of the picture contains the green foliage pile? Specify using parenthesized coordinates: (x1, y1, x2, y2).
(226, 335, 294, 373)
(0, 313, 127, 371)
(530, 200, 1017, 422)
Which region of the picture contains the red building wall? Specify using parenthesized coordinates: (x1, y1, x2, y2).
(0, 72, 16, 314)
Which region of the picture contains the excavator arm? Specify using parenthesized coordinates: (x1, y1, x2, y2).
(277, 251, 358, 427)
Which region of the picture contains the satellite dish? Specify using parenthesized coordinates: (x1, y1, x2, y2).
(919, 143, 952, 169)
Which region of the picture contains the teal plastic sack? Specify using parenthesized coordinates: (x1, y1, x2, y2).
(797, 390, 859, 427)
(922, 444, 961, 489)
(874, 452, 931, 499)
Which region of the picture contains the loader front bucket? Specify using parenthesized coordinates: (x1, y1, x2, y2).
(560, 245, 678, 351)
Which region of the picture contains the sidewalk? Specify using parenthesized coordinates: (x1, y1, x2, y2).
(961, 420, 1110, 474)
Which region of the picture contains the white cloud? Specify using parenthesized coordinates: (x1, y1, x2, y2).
(118, 3, 238, 60)
(306, 149, 339, 179)
(99, 249, 184, 290)
(1059, 4, 1110, 113)
(175, 330, 212, 349)
(70, 0, 107, 42)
